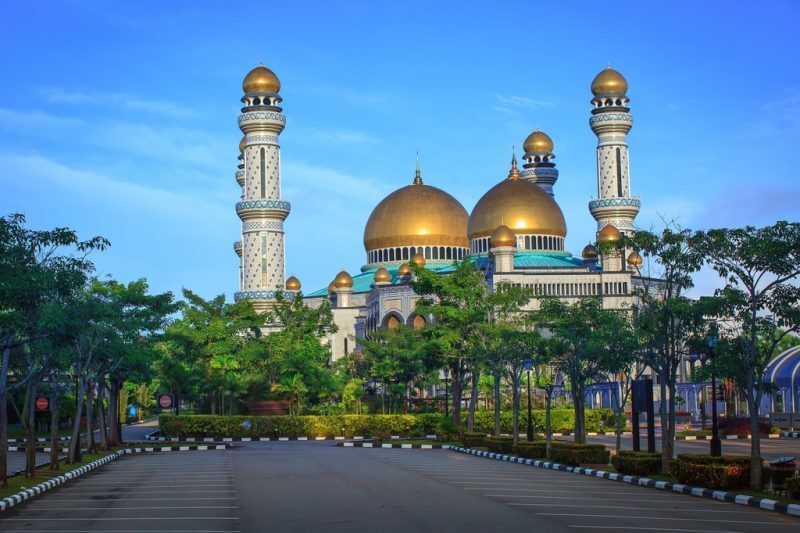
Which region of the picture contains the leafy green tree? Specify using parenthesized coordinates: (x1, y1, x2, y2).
(411, 259, 491, 429)
(0, 214, 106, 484)
(697, 221, 800, 489)
(532, 338, 559, 456)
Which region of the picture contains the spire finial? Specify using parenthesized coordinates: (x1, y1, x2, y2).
(413, 152, 423, 185)
(508, 149, 520, 180)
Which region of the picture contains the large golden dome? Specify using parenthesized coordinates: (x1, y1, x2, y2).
(468, 161, 567, 240)
(243, 63, 281, 94)
(523, 130, 554, 153)
(363, 171, 469, 252)
(591, 66, 628, 96)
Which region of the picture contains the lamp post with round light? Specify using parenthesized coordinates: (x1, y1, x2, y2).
(707, 324, 721, 457)
(524, 358, 534, 441)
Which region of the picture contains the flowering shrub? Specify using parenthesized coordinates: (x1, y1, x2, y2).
(674, 454, 750, 489)
(717, 416, 770, 436)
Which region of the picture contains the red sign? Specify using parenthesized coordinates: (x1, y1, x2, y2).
(35, 396, 49, 411)
(158, 394, 174, 409)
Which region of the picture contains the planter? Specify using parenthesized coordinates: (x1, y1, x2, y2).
(245, 400, 291, 416)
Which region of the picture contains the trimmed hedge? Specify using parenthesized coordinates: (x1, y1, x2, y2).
(484, 436, 515, 454)
(611, 450, 662, 476)
(512, 441, 547, 459)
(787, 477, 800, 500)
(674, 454, 750, 490)
(472, 409, 614, 434)
(159, 414, 441, 438)
(462, 432, 486, 448)
(717, 416, 771, 436)
(548, 442, 610, 466)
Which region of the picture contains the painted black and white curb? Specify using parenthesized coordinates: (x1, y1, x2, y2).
(145, 430, 437, 442)
(339, 442, 445, 449)
(676, 434, 781, 440)
(449, 446, 800, 518)
(7, 437, 70, 444)
(0, 444, 232, 513)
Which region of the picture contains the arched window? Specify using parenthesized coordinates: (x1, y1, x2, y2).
(385, 315, 400, 329)
(538, 236, 543, 249)
(439, 246, 445, 259)
(525, 236, 531, 249)
(446, 247, 452, 259)
(403, 247, 409, 260)
(425, 246, 431, 259)
(432, 247, 439, 260)
(389, 248, 395, 261)
(412, 315, 426, 329)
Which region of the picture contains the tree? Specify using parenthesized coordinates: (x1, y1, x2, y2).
(617, 226, 707, 472)
(411, 259, 491, 430)
(698, 221, 800, 489)
(532, 338, 559, 456)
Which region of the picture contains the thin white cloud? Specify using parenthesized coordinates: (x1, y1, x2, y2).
(496, 94, 555, 110)
(283, 161, 387, 203)
(41, 88, 196, 118)
(288, 127, 380, 146)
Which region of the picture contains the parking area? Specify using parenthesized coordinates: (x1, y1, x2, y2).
(364, 449, 800, 531)
(7, 452, 51, 474)
(0, 450, 238, 532)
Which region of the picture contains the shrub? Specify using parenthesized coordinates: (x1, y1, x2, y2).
(462, 432, 486, 448)
(512, 441, 547, 459)
(548, 442, 610, 466)
(159, 414, 443, 438)
(611, 450, 662, 476)
(786, 477, 800, 500)
(674, 454, 750, 490)
(436, 417, 458, 442)
(484, 436, 515, 454)
(471, 408, 614, 434)
(717, 416, 770, 436)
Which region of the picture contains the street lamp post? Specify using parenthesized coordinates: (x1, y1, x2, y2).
(524, 358, 533, 441)
(707, 325, 721, 457)
(443, 368, 450, 417)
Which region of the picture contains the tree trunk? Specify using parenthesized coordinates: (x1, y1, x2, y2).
(572, 386, 586, 444)
(49, 376, 60, 471)
(24, 378, 37, 478)
(85, 381, 96, 454)
(748, 394, 763, 490)
(68, 376, 86, 464)
(545, 387, 553, 458)
(493, 370, 501, 436)
(0, 346, 12, 487)
(467, 369, 479, 432)
(97, 380, 109, 450)
(659, 373, 670, 472)
(451, 361, 463, 429)
(665, 380, 677, 467)
(511, 376, 520, 444)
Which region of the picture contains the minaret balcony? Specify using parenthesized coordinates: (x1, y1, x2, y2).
(234, 289, 295, 302)
(236, 199, 291, 221)
(233, 240, 242, 257)
(238, 110, 286, 134)
(589, 197, 641, 220)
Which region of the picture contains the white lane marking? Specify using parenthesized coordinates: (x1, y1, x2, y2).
(534, 513, 780, 525)
(499, 495, 703, 502)
(16, 506, 238, 511)
(0, 517, 239, 522)
(69, 483, 227, 487)
(49, 490, 236, 495)
(27, 497, 238, 502)
(568, 527, 740, 532)
(474, 488, 671, 495)
(503, 502, 761, 513)
(0, 530, 240, 533)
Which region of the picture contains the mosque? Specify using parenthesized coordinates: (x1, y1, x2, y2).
(233, 63, 645, 360)
(230, 62, 799, 421)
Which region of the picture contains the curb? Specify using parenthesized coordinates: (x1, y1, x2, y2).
(145, 431, 437, 442)
(8, 447, 70, 453)
(338, 442, 446, 449)
(676, 434, 781, 441)
(0, 444, 232, 513)
(448, 446, 800, 518)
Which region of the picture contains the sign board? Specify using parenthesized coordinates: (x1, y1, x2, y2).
(704, 385, 725, 402)
(35, 396, 49, 412)
(128, 405, 137, 417)
(157, 394, 175, 410)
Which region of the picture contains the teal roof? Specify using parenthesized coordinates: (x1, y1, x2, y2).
(305, 251, 584, 298)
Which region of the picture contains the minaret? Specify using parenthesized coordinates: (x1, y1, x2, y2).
(233, 137, 245, 291)
(521, 130, 558, 196)
(234, 62, 291, 312)
(588, 66, 640, 237)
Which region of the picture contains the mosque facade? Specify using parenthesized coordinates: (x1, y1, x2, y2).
(233, 63, 648, 360)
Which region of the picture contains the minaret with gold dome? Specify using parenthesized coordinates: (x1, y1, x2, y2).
(234, 62, 291, 311)
(588, 66, 640, 241)
(521, 130, 559, 197)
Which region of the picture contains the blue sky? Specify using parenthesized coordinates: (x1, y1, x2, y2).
(2, 0, 798, 300)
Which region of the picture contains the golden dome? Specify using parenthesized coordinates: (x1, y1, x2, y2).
(582, 243, 599, 259)
(333, 270, 353, 289)
(523, 130, 554, 153)
(468, 161, 567, 240)
(410, 253, 426, 267)
(373, 267, 391, 283)
(591, 66, 628, 96)
(491, 225, 517, 248)
(327, 281, 336, 295)
(597, 224, 621, 243)
(627, 251, 643, 267)
(285, 275, 301, 291)
(363, 172, 469, 252)
(243, 63, 281, 94)
(398, 263, 412, 276)
(239, 136, 246, 153)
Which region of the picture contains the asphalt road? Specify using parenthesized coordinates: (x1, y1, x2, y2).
(1, 442, 798, 532)
(7, 453, 51, 474)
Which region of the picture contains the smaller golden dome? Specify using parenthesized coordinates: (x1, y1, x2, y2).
(410, 253, 426, 267)
(627, 251, 643, 267)
(334, 269, 353, 289)
(591, 66, 628, 96)
(327, 281, 336, 295)
(523, 130, 554, 153)
(491, 225, 517, 248)
(373, 267, 391, 283)
(597, 224, 621, 243)
(582, 243, 599, 259)
(243, 63, 281, 94)
(398, 263, 412, 277)
(239, 136, 246, 153)
(285, 275, 301, 291)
